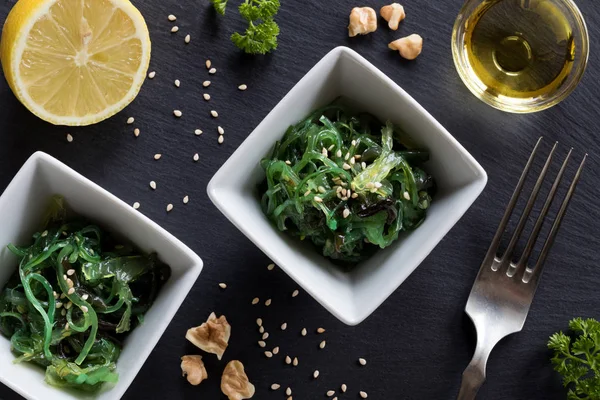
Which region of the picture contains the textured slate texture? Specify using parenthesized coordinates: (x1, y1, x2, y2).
(0, 0, 599, 399)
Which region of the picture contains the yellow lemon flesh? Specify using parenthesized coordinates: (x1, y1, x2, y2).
(1, 0, 151, 126)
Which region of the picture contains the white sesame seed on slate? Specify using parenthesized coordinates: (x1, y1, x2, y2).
(66, 133, 73, 142)
(301, 328, 307, 336)
(327, 390, 335, 396)
(148, 71, 156, 79)
(281, 322, 287, 330)
(256, 318, 263, 326)
(403, 191, 411, 200)
(238, 84, 248, 91)
(292, 357, 299, 366)
(218, 135, 224, 144)
(193, 153, 199, 162)
(265, 299, 272, 306)
(264, 351, 273, 358)
(259, 326, 265, 333)
(359, 358, 367, 366)
(313, 370, 320, 379)
(203, 80, 211, 87)
(173, 109, 182, 117)
(183, 195, 189, 204)
(150, 181, 156, 190)
(205, 60, 211, 69)
(333, 397, 338, 400)
(171, 26, 179, 33)
(174, 79, 180, 87)
(317, 327, 326, 334)
(154, 154, 162, 160)
(203, 93, 211, 101)
(134, 128, 140, 137)
(267, 263, 275, 271)
(273, 346, 279, 354)
(262, 332, 269, 340)
(195, 129, 203, 135)
(258, 340, 266, 348)
(166, 204, 173, 212)
(252, 297, 260, 305)
(218, 126, 224, 135)
(168, 14, 176, 21)
(219, 283, 227, 289)
(133, 202, 140, 209)
(67, 269, 75, 276)
(210, 110, 218, 118)
(285, 355, 292, 364)
(292, 289, 299, 297)
(127, 117, 134, 124)
(209, 68, 216, 74)
(184, 34, 190, 44)
(360, 391, 368, 398)
(82, 294, 89, 301)
(319, 340, 326, 349)
(341, 384, 347, 392)
(81, 306, 88, 313)
(286, 387, 292, 396)
(67, 288, 75, 295)
(343, 209, 350, 219)
(271, 384, 280, 390)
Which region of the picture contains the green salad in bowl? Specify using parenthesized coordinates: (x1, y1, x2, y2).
(260, 102, 435, 263)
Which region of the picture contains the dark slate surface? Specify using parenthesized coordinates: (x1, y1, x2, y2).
(0, 0, 598, 399)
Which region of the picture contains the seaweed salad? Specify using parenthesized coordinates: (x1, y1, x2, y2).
(0, 196, 170, 391)
(260, 102, 435, 263)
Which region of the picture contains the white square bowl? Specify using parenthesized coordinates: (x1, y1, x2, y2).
(0, 152, 203, 400)
(208, 46, 486, 325)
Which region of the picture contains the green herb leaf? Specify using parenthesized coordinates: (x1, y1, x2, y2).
(210, 0, 228, 15)
(232, 19, 279, 55)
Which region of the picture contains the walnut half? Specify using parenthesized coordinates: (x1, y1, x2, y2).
(348, 7, 377, 37)
(221, 360, 255, 400)
(380, 3, 406, 30)
(389, 34, 423, 60)
(185, 312, 231, 360)
(180, 355, 207, 386)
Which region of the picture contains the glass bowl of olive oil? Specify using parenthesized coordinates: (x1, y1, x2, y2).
(452, 0, 588, 113)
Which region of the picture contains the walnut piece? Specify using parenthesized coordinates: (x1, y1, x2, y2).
(185, 312, 231, 360)
(181, 355, 207, 386)
(221, 360, 255, 400)
(389, 34, 423, 60)
(348, 7, 377, 37)
(380, 3, 406, 30)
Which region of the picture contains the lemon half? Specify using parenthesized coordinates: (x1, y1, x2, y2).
(1, 0, 151, 126)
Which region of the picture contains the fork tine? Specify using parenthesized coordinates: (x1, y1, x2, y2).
(500, 141, 557, 273)
(485, 137, 542, 269)
(513, 149, 572, 280)
(524, 154, 587, 284)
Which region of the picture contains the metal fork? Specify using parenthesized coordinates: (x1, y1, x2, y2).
(457, 137, 587, 400)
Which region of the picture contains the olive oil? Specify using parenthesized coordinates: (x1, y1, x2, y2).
(462, 0, 574, 100)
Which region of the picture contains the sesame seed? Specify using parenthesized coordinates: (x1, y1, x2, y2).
(281, 323, 287, 330)
(174, 79, 180, 87)
(264, 351, 273, 358)
(258, 341, 266, 348)
(265, 299, 272, 306)
(238, 84, 247, 91)
(285, 160, 292, 165)
(81, 294, 89, 301)
(63, 274, 68, 281)
(133, 202, 140, 209)
(360, 391, 368, 398)
(301, 328, 307, 336)
(292, 289, 299, 297)
(262, 332, 269, 340)
(345, 152, 350, 160)
(271, 384, 280, 390)
(365, 182, 375, 189)
(336, 149, 342, 158)
(318, 186, 326, 193)
(53, 291, 58, 299)
(341, 384, 347, 392)
(403, 191, 411, 200)
(150, 181, 156, 190)
(355, 154, 362, 159)
(66, 296, 73, 305)
(67, 269, 75, 276)
(359, 358, 367, 366)
(293, 357, 299, 366)
(343, 209, 350, 219)
(352, 193, 359, 199)
(56, 302, 63, 309)
(361, 162, 367, 169)
(286, 387, 292, 396)
(203, 93, 210, 101)
(183, 195, 189, 204)
(65, 322, 70, 330)
(351, 140, 357, 146)
(209, 68, 216, 74)
(195, 129, 203, 135)
(322, 148, 328, 157)
(127, 117, 134, 124)
(171, 26, 179, 33)
(218, 126, 224, 135)
(314, 196, 323, 203)
(319, 340, 326, 349)
(273, 346, 279, 354)
(168, 14, 176, 21)
(173, 109, 182, 117)
(342, 163, 351, 170)
(328, 144, 335, 151)
(166, 204, 173, 212)
(285, 356, 292, 364)
(133, 128, 140, 137)
(193, 153, 199, 162)
(81, 306, 88, 313)
(350, 157, 356, 165)
(210, 110, 218, 118)
(206, 60, 212, 69)
(252, 297, 259, 305)
(327, 390, 335, 396)
(259, 326, 265, 333)
(267, 263, 275, 271)
(66, 279, 74, 288)
(313, 370, 319, 379)
(203, 80, 211, 87)
(219, 283, 227, 289)
(218, 135, 224, 144)
(61, 309, 66, 316)
(256, 318, 263, 326)
(184, 34, 190, 43)
(317, 327, 326, 333)
(66, 133, 73, 142)
(304, 189, 312, 196)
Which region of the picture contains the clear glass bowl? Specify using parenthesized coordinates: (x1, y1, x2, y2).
(452, 0, 589, 113)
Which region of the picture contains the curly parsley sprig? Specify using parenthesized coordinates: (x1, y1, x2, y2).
(209, 0, 281, 54)
(548, 318, 600, 399)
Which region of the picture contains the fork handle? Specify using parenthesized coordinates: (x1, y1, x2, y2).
(457, 341, 492, 400)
